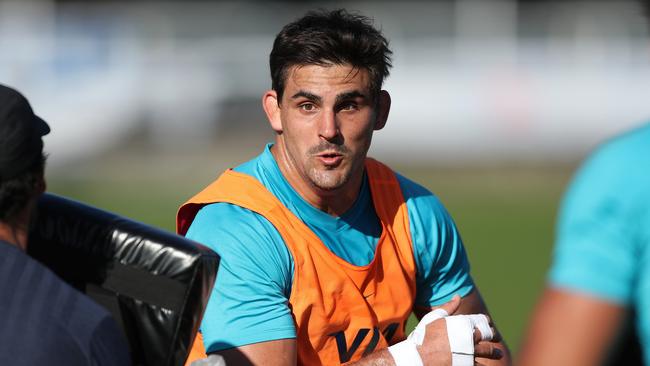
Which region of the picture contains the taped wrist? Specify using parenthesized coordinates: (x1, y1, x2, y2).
(388, 339, 423, 366)
(189, 354, 226, 366)
(408, 308, 449, 346)
(390, 308, 448, 366)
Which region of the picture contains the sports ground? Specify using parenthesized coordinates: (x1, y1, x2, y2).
(48, 141, 576, 357)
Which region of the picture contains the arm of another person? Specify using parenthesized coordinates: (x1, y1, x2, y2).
(517, 288, 626, 366)
(517, 140, 643, 366)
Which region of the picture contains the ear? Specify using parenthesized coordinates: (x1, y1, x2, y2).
(262, 90, 283, 133)
(374, 90, 391, 131)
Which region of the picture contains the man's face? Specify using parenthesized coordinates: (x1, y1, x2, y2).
(266, 64, 388, 196)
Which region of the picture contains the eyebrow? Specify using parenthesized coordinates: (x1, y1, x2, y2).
(290, 90, 368, 104)
(291, 91, 322, 103)
(335, 91, 367, 105)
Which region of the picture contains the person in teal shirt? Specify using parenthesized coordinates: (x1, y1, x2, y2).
(519, 122, 650, 365)
(519, 1, 650, 364)
(186, 144, 475, 353)
(181, 8, 510, 366)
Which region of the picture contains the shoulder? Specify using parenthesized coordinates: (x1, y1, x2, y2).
(41, 265, 120, 344)
(0, 246, 127, 364)
(186, 202, 293, 286)
(599, 122, 650, 158)
(189, 201, 278, 236)
(388, 172, 474, 305)
(393, 172, 454, 225)
(550, 123, 650, 303)
(575, 123, 650, 186)
(187, 202, 290, 255)
(563, 123, 650, 215)
(3, 245, 110, 327)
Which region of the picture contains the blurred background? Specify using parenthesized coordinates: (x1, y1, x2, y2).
(2, 0, 649, 356)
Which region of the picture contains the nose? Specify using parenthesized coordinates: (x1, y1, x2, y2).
(318, 109, 339, 141)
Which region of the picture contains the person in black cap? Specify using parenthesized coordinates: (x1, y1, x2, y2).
(0, 84, 131, 365)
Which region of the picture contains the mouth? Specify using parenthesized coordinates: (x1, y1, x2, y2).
(316, 151, 343, 166)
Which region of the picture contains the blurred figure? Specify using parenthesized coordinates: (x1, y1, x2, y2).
(0, 84, 131, 366)
(518, 2, 650, 365)
(177, 8, 509, 366)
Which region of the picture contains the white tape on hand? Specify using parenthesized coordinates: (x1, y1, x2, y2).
(408, 308, 449, 346)
(189, 354, 226, 366)
(392, 308, 448, 366)
(445, 315, 475, 366)
(388, 339, 424, 366)
(466, 314, 494, 342)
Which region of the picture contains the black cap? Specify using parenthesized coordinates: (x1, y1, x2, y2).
(0, 84, 50, 182)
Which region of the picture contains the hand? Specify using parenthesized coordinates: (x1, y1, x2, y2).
(189, 354, 227, 366)
(416, 296, 501, 366)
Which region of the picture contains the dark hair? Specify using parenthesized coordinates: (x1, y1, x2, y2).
(270, 9, 392, 101)
(644, 0, 650, 19)
(0, 153, 45, 223)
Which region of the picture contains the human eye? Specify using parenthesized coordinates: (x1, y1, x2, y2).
(338, 102, 359, 112)
(299, 102, 317, 112)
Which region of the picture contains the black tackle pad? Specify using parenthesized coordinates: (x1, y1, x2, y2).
(27, 193, 219, 366)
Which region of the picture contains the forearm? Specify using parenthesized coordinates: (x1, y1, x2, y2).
(348, 348, 395, 366)
(517, 288, 625, 366)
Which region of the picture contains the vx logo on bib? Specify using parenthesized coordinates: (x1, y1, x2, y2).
(329, 322, 400, 363)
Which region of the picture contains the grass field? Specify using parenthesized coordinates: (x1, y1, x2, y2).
(48, 157, 576, 356)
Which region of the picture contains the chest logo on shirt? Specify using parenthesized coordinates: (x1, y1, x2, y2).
(329, 322, 400, 363)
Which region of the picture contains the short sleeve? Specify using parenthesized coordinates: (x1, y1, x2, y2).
(549, 140, 646, 304)
(186, 203, 296, 352)
(397, 174, 475, 307)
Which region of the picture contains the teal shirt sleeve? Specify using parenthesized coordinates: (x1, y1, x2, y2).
(397, 174, 475, 307)
(549, 134, 648, 304)
(185, 203, 296, 352)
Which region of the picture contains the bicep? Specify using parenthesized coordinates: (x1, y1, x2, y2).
(213, 338, 297, 366)
(398, 178, 473, 307)
(186, 204, 296, 352)
(518, 287, 626, 366)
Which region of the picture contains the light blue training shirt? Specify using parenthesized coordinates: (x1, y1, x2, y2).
(186, 144, 474, 352)
(549, 123, 650, 364)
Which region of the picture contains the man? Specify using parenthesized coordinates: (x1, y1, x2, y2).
(518, 2, 650, 365)
(177, 9, 510, 366)
(0, 84, 131, 365)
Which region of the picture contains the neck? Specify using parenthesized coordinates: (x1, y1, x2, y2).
(305, 177, 363, 217)
(0, 221, 29, 251)
(0, 202, 34, 251)
(271, 144, 363, 217)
